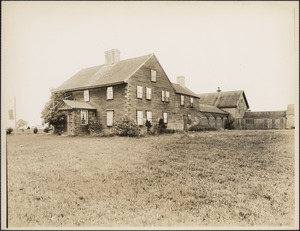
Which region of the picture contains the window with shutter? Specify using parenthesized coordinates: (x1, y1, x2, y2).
(180, 95, 185, 106)
(163, 112, 168, 124)
(146, 87, 152, 100)
(162, 91, 165, 102)
(146, 111, 152, 123)
(137, 110, 143, 125)
(137, 86, 143, 99)
(107, 110, 114, 126)
(166, 91, 170, 102)
(107, 87, 113, 100)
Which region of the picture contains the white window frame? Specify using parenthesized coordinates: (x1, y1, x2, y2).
(166, 91, 170, 102)
(106, 87, 113, 100)
(137, 86, 143, 99)
(151, 69, 157, 82)
(81, 110, 88, 125)
(162, 90, 165, 102)
(146, 87, 152, 100)
(137, 110, 143, 126)
(190, 97, 194, 107)
(146, 111, 152, 123)
(84, 90, 89, 102)
(163, 112, 168, 124)
(180, 95, 185, 106)
(106, 110, 114, 127)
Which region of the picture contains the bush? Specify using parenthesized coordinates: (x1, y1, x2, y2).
(88, 117, 103, 135)
(33, 127, 38, 134)
(145, 120, 152, 134)
(224, 115, 235, 130)
(44, 127, 50, 133)
(188, 124, 217, 132)
(112, 116, 141, 137)
(6, 128, 13, 134)
(157, 118, 167, 134)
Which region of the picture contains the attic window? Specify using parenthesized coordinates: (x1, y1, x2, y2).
(107, 87, 113, 100)
(84, 90, 89, 102)
(161, 90, 165, 102)
(166, 91, 170, 102)
(137, 86, 143, 99)
(151, 70, 157, 82)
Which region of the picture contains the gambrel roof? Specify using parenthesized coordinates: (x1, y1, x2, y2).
(197, 90, 249, 109)
(54, 54, 154, 92)
(58, 100, 96, 110)
(172, 83, 199, 98)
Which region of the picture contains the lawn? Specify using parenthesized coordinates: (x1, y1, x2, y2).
(6, 130, 296, 227)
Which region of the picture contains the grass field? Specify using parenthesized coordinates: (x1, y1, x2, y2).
(6, 130, 296, 227)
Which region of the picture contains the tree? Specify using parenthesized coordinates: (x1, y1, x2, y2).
(16, 119, 28, 129)
(41, 91, 73, 133)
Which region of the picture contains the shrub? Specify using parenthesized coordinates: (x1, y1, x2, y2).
(157, 118, 167, 134)
(188, 124, 217, 132)
(6, 128, 13, 134)
(44, 127, 50, 133)
(88, 117, 103, 135)
(145, 120, 152, 134)
(33, 127, 38, 134)
(224, 115, 235, 130)
(112, 116, 141, 137)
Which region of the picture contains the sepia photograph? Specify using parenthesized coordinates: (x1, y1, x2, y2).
(1, 1, 299, 230)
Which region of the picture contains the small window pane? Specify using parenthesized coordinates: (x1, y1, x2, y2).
(137, 86, 143, 99)
(146, 111, 152, 123)
(137, 111, 143, 125)
(107, 87, 113, 99)
(146, 87, 152, 100)
(163, 112, 168, 124)
(84, 90, 89, 102)
(107, 111, 113, 126)
(151, 70, 157, 82)
(81, 110, 88, 125)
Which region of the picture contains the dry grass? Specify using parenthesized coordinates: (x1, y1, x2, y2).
(6, 130, 295, 227)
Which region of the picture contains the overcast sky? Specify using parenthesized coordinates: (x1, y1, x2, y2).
(2, 1, 299, 127)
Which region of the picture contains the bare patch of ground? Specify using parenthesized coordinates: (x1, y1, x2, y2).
(6, 130, 295, 227)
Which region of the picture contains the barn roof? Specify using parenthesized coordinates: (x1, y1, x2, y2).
(199, 104, 229, 115)
(54, 54, 154, 92)
(197, 90, 249, 109)
(243, 111, 286, 119)
(58, 100, 96, 110)
(172, 83, 199, 98)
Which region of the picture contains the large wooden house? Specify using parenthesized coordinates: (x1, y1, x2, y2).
(55, 49, 201, 135)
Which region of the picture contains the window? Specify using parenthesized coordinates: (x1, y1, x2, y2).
(84, 90, 89, 102)
(137, 86, 143, 99)
(180, 95, 185, 106)
(146, 87, 152, 100)
(166, 91, 170, 102)
(137, 110, 143, 125)
(163, 112, 168, 124)
(187, 113, 192, 125)
(107, 110, 114, 126)
(151, 69, 157, 82)
(162, 90, 165, 102)
(190, 97, 194, 107)
(106, 87, 113, 100)
(81, 110, 88, 125)
(146, 111, 152, 123)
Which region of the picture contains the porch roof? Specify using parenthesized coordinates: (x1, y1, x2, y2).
(58, 100, 96, 110)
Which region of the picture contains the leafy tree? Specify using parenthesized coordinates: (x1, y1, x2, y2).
(41, 91, 73, 133)
(16, 119, 28, 129)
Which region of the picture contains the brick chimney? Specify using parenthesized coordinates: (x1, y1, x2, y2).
(176, 76, 185, 87)
(105, 49, 120, 65)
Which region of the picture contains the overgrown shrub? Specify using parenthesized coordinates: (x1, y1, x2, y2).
(112, 116, 141, 137)
(88, 117, 103, 135)
(224, 115, 235, 130)
(157, 118, 167, 134)
(188, 124, 217, 132)
(145, 120, 152, 134)
(33, 127, 38, 134)
(44, 127, 50, 133)
(6, 128, 13, 134)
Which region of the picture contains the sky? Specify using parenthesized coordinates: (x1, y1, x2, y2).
(2, 1, 299, 127)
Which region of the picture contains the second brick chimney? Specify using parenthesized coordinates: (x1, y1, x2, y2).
(176, 76, 185, 87)
(105, 49, 120, 65)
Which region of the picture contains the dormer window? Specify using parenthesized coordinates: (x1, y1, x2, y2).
(151, 69, 157, 82)
(84, 90, 89, 102)
(180, 95, 185, 106)
(106, 87, 113, 100)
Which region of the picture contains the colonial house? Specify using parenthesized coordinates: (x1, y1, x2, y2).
(198, 88, 250, 119)
(54, 49, 201, 135)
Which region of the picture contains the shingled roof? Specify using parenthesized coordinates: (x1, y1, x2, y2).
(58, 100, 96, 110)
(172, 83, 199, 98)
(199, 104, 228, 115)
(197, 90, 249, 108)
(54, 54, 154, 92)
(243, 111, 286, 119)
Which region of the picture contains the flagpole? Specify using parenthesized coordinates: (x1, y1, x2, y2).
(14, 96, 16, 135)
